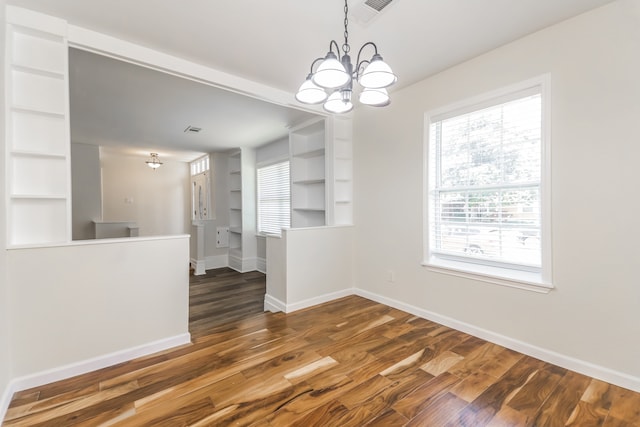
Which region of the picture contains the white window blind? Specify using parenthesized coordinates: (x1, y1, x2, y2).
(428, 87, 543, 271)
(257, 161, 290, 236)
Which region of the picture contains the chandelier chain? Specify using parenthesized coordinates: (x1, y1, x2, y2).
(343, 0, 350, 54)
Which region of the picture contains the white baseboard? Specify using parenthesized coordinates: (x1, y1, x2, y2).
(5, 333, 191, 401)
(256, 257, 266, 274)
(206, 254, 228, 270)
(228, 253, 242, 272)
(264, 293, 286, 312)
(229, 255, 257, 273)
(354, 288, 640, 393)
(0, 381, 16, 426)
(190, 258, 206, 275)
(285, 289, 354, 313)
(264, 290, 353, 314)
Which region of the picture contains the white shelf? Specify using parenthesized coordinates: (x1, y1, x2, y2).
(229, 227, 242, 234)
(11, 105, 65, 118)
(293, 148, 325, 159)
(293, 207, 325, 212)
(229, 170, 241, 175)
(11, 63, 65, 79)
(10, 150, 66, 159)
(10, 193, 67, 200)
(293, 179, 325, 185)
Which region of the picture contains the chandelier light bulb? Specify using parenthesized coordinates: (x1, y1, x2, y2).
(295, 75, 328, 104)
(359, 54, 397, 89)
(312, 52, 350, 89)
(359, 87, 390, 107)
(324, 90, 353, 114)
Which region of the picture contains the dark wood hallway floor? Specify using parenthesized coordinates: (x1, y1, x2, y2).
(189, 267, 266, 339)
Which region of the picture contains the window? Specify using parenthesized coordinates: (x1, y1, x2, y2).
(424, 76, 551, 291)
(257, 161, 290, 236)
(191, 155, 210, 220)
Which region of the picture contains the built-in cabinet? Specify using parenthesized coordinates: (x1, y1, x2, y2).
(328, 116, 353, 226)
(227, 148, 257, 272)
(5, 8, 71, 247)
(289, 116, 353, 228)
(290, 119, 326, 228)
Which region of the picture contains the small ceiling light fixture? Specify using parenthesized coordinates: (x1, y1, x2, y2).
(296, 0, 397, 114)
(145, 152, 163, 169)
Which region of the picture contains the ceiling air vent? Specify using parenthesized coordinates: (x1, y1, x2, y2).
(350, 0, 397, 25)
(365, 0, 393, 12)
(184, 125, 202, 133)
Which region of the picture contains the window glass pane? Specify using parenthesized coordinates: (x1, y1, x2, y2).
(257, 161, 290, 236)
(429, 91, 542, 269)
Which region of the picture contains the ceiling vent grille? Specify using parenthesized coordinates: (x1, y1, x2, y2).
(350, 0, 397, 25)
(184, 125, 202, 133)
(364, 0, 393, 12)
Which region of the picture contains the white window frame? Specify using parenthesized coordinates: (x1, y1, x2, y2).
(257, 160, 290, 237)
(422, 75, 553, 293)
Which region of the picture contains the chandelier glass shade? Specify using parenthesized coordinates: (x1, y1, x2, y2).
(145, 152, 163, 169)
(296, 0, 397, 114)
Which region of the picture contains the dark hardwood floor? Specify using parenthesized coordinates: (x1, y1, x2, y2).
(189, 267, 266, 339)
(3, 270, 640, 426)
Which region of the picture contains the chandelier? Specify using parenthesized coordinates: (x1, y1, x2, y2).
(145, 152, 163, 169)
(295, 0, 397, 114)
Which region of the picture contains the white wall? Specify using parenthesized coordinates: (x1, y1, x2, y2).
(353, 0, 640, 386)
(266, 226, 354, 312)
(0, 0, 12, 413)
(71, 142, 102, 240)
(256, 137, 288, 165)
(7, 236, 190, 378)
(101, 149, 190, 237)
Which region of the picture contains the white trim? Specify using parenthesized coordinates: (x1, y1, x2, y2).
(228, 252, 242, 272)
(423, 259, 552, 294)
(67, 25, 323, 115)
(7, 234, 190, 250)
(4, 333, 190, 402)
(205, 254, 228, 270)
(0, 382, 16, 426)
(285, 289, 354, 313)
(264, 294, 286, 313)
(190, 258, 206, 276)
(256, 257, 266, 274)
(228, 255, 257, 273)
(354, 289, 640, 393)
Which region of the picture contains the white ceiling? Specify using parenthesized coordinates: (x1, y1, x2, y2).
(68, 48, 319, 161)
(8, 0, 618, 160)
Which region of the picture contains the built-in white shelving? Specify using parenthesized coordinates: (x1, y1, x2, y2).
(290, 119, 327, 228)
(5, 9, 71, 247)
(227, 148, 257, 272)
(328, 116, 353, 226)
(288, 116, 353, 227)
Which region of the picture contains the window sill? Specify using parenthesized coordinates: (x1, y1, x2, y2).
(422, 257, 553, 294)
(257, 232, 282, 239)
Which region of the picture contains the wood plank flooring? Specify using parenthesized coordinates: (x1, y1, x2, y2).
(189, 268, 266, 339)
(4, 271, 640, 426)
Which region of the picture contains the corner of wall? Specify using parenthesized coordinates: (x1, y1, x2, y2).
(0, 0, 13, 420)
